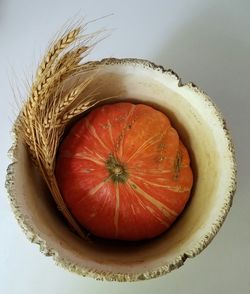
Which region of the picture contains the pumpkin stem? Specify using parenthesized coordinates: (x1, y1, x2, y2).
(106, 154, 128, 183)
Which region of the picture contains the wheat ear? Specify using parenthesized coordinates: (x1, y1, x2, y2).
(17, 24, 105, 239)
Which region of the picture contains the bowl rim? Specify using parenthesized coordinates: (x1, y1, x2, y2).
(5, 57, 237, 282)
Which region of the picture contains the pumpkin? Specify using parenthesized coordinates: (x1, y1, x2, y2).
(56, 102, 193, 241)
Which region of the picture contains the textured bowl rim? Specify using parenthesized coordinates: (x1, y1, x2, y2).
(5, 58, 237, 282)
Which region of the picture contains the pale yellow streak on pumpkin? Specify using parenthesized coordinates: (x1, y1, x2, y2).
(127, 126, 170, 163)
(132, 175, 191, 192)
(118, 104, 136, 157)
(83, 145, 105, 161)
(82, 168, 95, 174)
(126, 134, 160, 163)
(74, 153, 105, 166)
(146, 205, 169, 227)
(130, 164, 189, 176)
(130, 168, 172, 174)
(85, 118, 110, 152)
(128, 180, 178, 218)
(108, 120, 115, 146)
(88, 176, 111, 196)
(114, 183, 120, 237)
(131, 204, 136, 215)
(70, 132, 106, 161)
(133, 192, 169, 227)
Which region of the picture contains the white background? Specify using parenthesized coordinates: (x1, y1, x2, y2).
(1, 0, 249, 293)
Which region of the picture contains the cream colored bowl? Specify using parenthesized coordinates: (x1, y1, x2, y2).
(6, 58, 236, 281)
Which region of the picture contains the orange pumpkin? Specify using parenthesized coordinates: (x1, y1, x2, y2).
(56, 102, 193, 241)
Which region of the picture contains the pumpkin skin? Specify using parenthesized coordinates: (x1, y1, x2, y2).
(56, 102, 193, 241)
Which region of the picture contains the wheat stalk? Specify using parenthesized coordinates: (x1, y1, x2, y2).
(17, 24, 107, 239)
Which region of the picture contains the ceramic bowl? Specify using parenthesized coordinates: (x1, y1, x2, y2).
(6, 58, 236, 281)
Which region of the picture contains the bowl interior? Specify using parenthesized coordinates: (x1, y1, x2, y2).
(11, 59, 235, 280)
